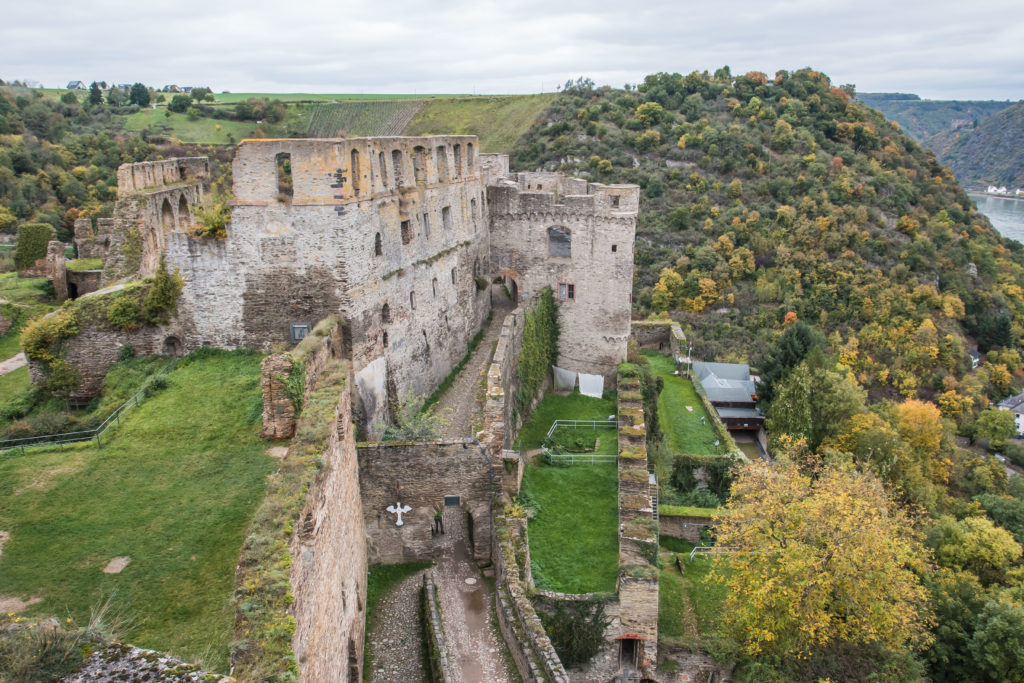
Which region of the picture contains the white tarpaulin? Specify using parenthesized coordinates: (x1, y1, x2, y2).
(579, 373, 604, 398)
(553, 365, 577, 392)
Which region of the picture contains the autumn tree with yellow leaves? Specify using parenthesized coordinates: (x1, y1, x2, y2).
(710, 459, 933, 673)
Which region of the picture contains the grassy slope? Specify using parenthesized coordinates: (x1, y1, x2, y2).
(658, 537, 731, 650)
(403, 94, 557, 152)
(123, 108, 263, 145)
(514, 390, 618, 451)
(0, 350, 276, 672)
(0, 365, 28, 398)
(642, 351, 719, 456)
(208, 92, 465, 104)
(521, 463, 618, 593)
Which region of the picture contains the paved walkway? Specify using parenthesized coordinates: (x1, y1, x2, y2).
(0, 352, 26, 376)
(366, 569, 429, 683)
(433, 507, 515, 682)
(437, 288, 514, 438)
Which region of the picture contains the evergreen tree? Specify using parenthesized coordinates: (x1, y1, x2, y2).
(88, 81, 103, 106)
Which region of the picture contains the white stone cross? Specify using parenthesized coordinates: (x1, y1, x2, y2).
(387, 501, 412, 526)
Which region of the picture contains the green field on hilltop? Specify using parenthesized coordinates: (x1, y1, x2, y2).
(404, 93, 557, 152)
(207, 91, 468, 104)
(123, 108, 266, 144)
(0, 350, 277, 673)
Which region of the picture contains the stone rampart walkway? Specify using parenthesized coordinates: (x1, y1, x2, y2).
(366, 569, 429, 683)
(438, 288, 514, 438)
(433, 507, 515, 682)
(0, 352, 26, 376)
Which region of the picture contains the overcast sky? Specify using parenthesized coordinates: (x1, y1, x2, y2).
(3, 0, 1022, 100)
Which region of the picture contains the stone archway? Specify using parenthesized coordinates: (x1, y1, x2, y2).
(177, 194, 190, 229)
(160, 197, 175, 232)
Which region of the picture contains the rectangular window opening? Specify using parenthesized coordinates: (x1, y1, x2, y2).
(401, 220, 412, 245)
(558, 283, 575, 301)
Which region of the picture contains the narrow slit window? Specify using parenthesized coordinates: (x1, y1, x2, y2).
(422, 330, 430, 352)
(374, 232, 382, 256)
(382, 331, 389, 348)
(451, 267, 456, 285)
(350, 149, 360, 192)
(422, 212, 431, 238)
(409, 291, 416, 310)
(276, 152, 293, 202)
(611, 244, 618, 253)
(453, 144, 462, 178)
(442, 206, 452, 231)
(432, 277, 438, 297)
(466, 143, 474, 170)
(391, 149, 403, 186)
(401, 220, 412, 245)
(381, 303, 391, 323)
(378, 151, 387, 188)
(436, 146, 449, 181)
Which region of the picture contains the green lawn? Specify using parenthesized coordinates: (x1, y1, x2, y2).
(658, 538, 731, 650)
(642, 351, 720, 456)
(520, 463, 618, 593)
(514, 390, 618, 451)
(547, 423, 618, 455)
(0, 350, 276, 672)
(0, 365, 29, 399)
(404, 94, 557, 153)
(0, 272, 53, 308)
(65, 258, 103, 272)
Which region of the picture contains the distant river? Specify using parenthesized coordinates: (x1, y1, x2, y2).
(970, 193, 1024, 244)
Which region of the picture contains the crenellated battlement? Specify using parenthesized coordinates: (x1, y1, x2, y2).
(488, 172, 639, 218)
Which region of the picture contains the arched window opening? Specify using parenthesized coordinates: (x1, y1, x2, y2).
(453, 144, 462, 178)
(413, 146, 428, 185)
(435, 146, 449, 181)
(378, 151, 387, 189)
(178, 195, 190, 229)
(409, 291, 416, 310)
(160, 198, 174, 232)
(374, 232, 382, 256)
(548, 226, 571, 258)
(350, 149, 360, 193)
(276, 152, 293, 202)
(391, 149, 404, 186)
(432, 277, 438, 297)
(381, 302, 391, 323)
(467, 142, 474, 170)
(163, 336, 181, 356)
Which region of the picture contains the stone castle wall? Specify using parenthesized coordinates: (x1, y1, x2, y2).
(116, 157, 209, 194)
(289, 360, 367, 682)
(357, 440, 499, 565)
(163, 137, 491, 435)
(658, 513, 714, 545)
(488, 175, 638, 382)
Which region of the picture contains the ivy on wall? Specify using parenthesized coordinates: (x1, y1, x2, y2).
(14, 222, 55, 271)
(514, 287, 559, 422)
(21, 258, 183, 396)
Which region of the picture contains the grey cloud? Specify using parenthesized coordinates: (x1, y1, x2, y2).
(1, 0, 1021, 99)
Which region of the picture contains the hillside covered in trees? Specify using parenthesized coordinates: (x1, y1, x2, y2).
(930, 101, 1024, 189)
(512, 70, 1024, 681)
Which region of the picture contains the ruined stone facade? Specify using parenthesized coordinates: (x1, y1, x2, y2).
(488, 172, 638, 381)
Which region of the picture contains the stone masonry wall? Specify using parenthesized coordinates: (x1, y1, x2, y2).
(659, 514, 714, 545)
(488, 174, 638, 383)
(617, 374, 659, 676)
(163, 137, 491, 436)
(357, 440, 499, 565)
(630, 320, 685, 361)
(480, 304, 527, 455)
(116, 157, 209, 193)
(289, 365, 368, 682)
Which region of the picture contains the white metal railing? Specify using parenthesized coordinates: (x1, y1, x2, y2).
(688, 545, 737, 561)
(542, 417, 618, 464)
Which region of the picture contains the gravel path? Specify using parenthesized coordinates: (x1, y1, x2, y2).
(366, 570, 429, 683)
(0, 351, 26, 376)
(433, 507, 515, 682)
(438, 288, 514, 438)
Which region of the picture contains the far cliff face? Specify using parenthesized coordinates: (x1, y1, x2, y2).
(857, 93, 1023, 189)
(929, 101, 1024, 189)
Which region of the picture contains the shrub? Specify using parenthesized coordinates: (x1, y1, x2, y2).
(14, 222, 55, 270)
(514, 287, 559, 421)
